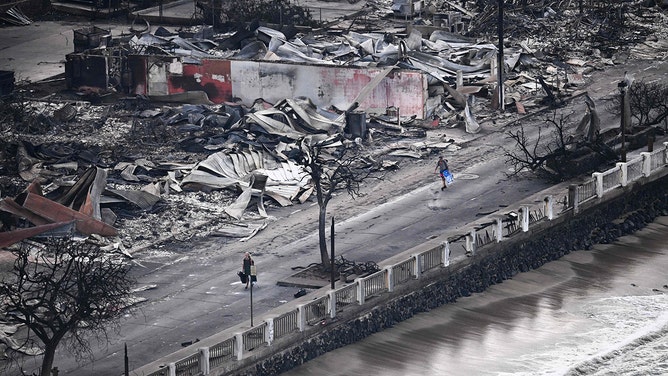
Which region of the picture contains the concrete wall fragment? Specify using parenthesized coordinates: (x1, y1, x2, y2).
(128, 56, 428, 119)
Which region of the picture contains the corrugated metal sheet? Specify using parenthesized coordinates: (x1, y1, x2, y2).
(14, 192, 118, 237)
(0, 221, 76, 248)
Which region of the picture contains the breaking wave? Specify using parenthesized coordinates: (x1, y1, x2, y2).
(562, 306, 668, 376)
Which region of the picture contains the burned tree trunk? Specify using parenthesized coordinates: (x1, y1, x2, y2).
(296, 135, 378, 270)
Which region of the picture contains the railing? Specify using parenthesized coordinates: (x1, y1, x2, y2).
(627, 157, 643, 182)
(392, 258, 415, 286)
(273, 309, 299, 339)
(475, 221, 497, 248)
(362, 269, 388, 299)
(334, 283, 358, 309)
(304, 295, 329, 325)
(420, 245, 442, 272)
(175, 353, 201, 376)
(649, 148, 664, 172)
(209, 338, 235, 368)
(134, 142, 668, 376)
(601, 167, 622, 192)
(243, 323, 266, 351)
(577, 178, 597, 203)
(558, 192, 571, 213)
(527, 202, 546, 225)
(501, 215, 520, 237)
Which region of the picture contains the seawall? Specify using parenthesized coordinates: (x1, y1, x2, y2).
(237, 172, 668, 375)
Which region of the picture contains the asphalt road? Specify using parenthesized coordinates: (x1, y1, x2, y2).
(0, 21, 128, 83)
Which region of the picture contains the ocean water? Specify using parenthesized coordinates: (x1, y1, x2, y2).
(284, 216, 668, 376)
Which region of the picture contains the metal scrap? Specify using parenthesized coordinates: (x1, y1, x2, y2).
(0, 6, 32, 26)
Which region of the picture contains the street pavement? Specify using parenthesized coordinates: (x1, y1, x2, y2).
(0, 21, 129, 84)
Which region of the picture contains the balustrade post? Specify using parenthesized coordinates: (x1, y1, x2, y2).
(442, 241, 450, 266)
(520, 206, 529, 232)
(265, 318, 274, 344)
(593, 172, 603, 198)
(297, 305, 306, 332)
(234, 333, 243, 360)
(328, 291, 337, 318)
(664, 142, 668, 164)
(465, 230, 475, 257)
(199, 347, 210, 375)
(495, 218, 503, 242)
(640, 152, 652, 177)
(617, 162, 628, 186)
(167, 363, 176, 376)
(356, 278, 365, 305)
(413, 254, 422, 279)
(325, 295, 332, 320)
(385, 266, 394, 292)
(544, 195, 554, 220)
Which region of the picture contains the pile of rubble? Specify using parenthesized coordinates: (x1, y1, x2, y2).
(0, 89, 451, 255)
(1, 0, 667, 256)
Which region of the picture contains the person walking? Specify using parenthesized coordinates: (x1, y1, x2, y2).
(242, 252, 254, 289)
(435, 156, 453, 190)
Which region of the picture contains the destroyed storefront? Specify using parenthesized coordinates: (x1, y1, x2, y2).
(126, 55, 429, 118)
(65, 24, 502, 121)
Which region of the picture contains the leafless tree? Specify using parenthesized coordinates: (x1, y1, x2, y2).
(295, 135, 378, 269)
(0, 237, 135, 376)
(609, 79, 668, 129)
(505, 114, 571, 181)
(206, 0, 318, 28)
(504, 110, 616, 182)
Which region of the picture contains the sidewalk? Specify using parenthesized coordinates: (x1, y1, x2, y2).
(0, 21, 127, 84)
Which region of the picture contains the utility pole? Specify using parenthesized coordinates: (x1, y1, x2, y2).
(124, 343, 129, 376)
(250, 263, 256, 327)
(618, 80, 627, 162)
(331, 217, 335, 290)
(497, 0, 505, 111)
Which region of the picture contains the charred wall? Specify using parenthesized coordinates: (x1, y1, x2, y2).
(126, 55, 429, 118)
